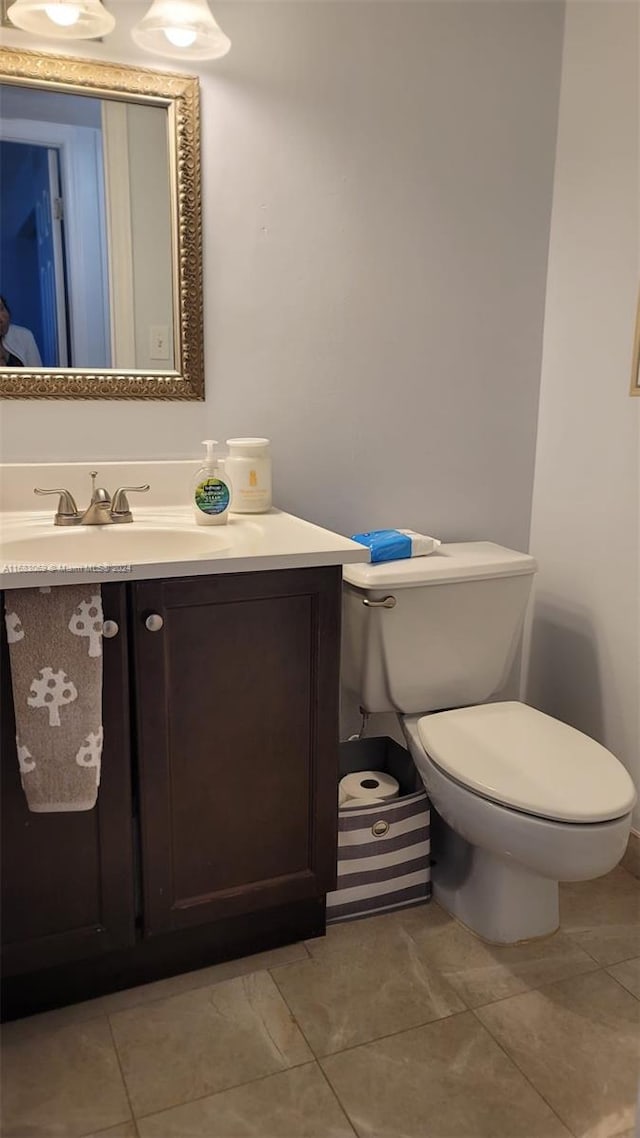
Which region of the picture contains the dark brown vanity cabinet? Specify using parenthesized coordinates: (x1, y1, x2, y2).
(133, 568, 341, 936)
(0, 583, 135, 977)
(1, 567, 341, 1014)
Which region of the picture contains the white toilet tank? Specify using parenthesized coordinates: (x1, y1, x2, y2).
(342, 542, 537, 714)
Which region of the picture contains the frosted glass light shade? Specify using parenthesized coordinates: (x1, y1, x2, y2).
(45, 3, 82, 27)
(7, 0, 115, 38)
(132, 0, 230, 61)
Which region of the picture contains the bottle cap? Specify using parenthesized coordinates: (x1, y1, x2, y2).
(226, 438, 270, 450)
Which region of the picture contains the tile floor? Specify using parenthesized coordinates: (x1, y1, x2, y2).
(1, 865, 639, 1138)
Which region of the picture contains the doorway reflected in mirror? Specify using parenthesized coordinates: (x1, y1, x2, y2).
(0, 47, 203, 400)
(0, 82, 175, 372)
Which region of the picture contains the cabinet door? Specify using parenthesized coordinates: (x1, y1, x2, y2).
(1, 584, 136, 975)
(133, 568, 341, 936)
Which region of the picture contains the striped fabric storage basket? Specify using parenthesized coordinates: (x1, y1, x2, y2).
(326, 737, 431, 924)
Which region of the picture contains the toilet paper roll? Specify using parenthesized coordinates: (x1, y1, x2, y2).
(342, 796, 384, 809)
(339, 770, 400, 803)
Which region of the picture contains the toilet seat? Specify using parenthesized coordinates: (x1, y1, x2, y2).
(417, 701, 636, 825)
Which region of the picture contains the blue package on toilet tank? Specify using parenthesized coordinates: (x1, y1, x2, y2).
(350, 529, 413, 564)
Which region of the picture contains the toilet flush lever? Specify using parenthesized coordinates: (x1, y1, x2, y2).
(362, 596, 396, 609)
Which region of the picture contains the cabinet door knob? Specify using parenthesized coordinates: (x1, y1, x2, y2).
(145, 613, 164, 632)
(102, 620, 119, 639)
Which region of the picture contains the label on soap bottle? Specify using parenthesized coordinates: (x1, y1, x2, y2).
(195, 477, 230, 515)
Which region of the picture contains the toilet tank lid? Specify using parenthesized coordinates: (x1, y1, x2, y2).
(342, 542, 536, 590)
(417, 701, 637, 823)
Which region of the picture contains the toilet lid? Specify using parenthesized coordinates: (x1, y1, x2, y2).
(417, 701, 637, 823)
(343, 542, 536, 589)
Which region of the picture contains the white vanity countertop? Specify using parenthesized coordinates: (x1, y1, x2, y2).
(0, 507, 368, 590)
(0, 462, 368, 590)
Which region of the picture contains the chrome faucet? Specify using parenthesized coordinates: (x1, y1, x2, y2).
(34, 471, 150, 525)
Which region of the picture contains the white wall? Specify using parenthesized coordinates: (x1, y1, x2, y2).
(0, 1, 563, 551)
(525, 1, 640, 825)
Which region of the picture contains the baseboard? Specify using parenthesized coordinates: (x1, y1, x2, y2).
(621, 828, 640, 879)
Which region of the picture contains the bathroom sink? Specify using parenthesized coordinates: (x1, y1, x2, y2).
(1, 525, 230, 568)
(0, 463, 369, 589)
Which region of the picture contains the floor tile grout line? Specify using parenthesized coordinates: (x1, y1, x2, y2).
(315, 1061, 361, 1138)
(105, 1014, 139, 1137)
(468, 961, 635, 1014)
(267, 965, 326, 1060)
(313, 998, 583, 1138)
(130, 1059, 322, 1124)
(469, 1005, 578, 1138)
(271, 920, 611, 1030)
(599, 949, 640, 967)
(61, 952, 313, 1029)
(268, 952, 481, 1060)
(559, 928, 611, 965)
(561, 928, 640, 969)
(461, 958, 603, 1013)
(111, 967, 318, 1119)
(267, 933, 482, 1046)
(26, 926, 633, 1033)
(4, 950, 313, 1036)
(271, 948, 613, 1036)
(602, 967, 640, 1002)
(600, 949, 640, 966)
(267, 929, 612, 1062)
(315, 1007, 474, 1063)
(131, 1051, 317, 1122)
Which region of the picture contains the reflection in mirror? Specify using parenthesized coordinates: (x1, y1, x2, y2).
(0, 84, 174, 371)
(0, 48, 204, 400)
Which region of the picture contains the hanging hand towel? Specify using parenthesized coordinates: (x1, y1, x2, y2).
(4, 586, 104, 812)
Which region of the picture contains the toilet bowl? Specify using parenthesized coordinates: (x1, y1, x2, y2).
(342, 542, 637, 943)
(402, 703, 634, 943)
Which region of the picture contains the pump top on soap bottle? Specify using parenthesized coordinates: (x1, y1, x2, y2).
(192, 439, 231, 526)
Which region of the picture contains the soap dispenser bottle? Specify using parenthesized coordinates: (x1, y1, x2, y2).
(192, 440, 232, 525)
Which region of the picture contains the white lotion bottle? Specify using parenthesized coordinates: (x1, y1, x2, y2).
(225, 438, 272, 513)
(192, 440, 232, 525)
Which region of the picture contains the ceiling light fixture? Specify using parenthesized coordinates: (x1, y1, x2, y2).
(7, 0, 114, 38)
(45, 2, 81, 26)
(132, 0, 230, 61)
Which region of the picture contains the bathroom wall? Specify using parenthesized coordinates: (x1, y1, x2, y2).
(0, 0, 563, 551)
(524, 1, 640, 826)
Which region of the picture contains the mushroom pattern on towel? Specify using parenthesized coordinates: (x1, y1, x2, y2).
(68, 595, 103, 658)
(76, 727, 104, 787)
(16, 740, 35, 773)
(5, 584, 103, 812)
(27, 667, 78, 727)
(5, 612, 24, 643)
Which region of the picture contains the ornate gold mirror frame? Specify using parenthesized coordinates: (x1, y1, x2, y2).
(630, 288, 640, 397)
(0, 47, 204, 400)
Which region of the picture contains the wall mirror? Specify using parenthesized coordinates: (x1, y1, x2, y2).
(0, 46, 204, 399)
(631, 289, 640, 396)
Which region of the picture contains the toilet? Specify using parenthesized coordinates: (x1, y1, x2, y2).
(342, 542, 636, 944)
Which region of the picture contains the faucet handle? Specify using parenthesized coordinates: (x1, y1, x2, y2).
(111, 484, 150, 520)
(34, 487, 80, 525)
